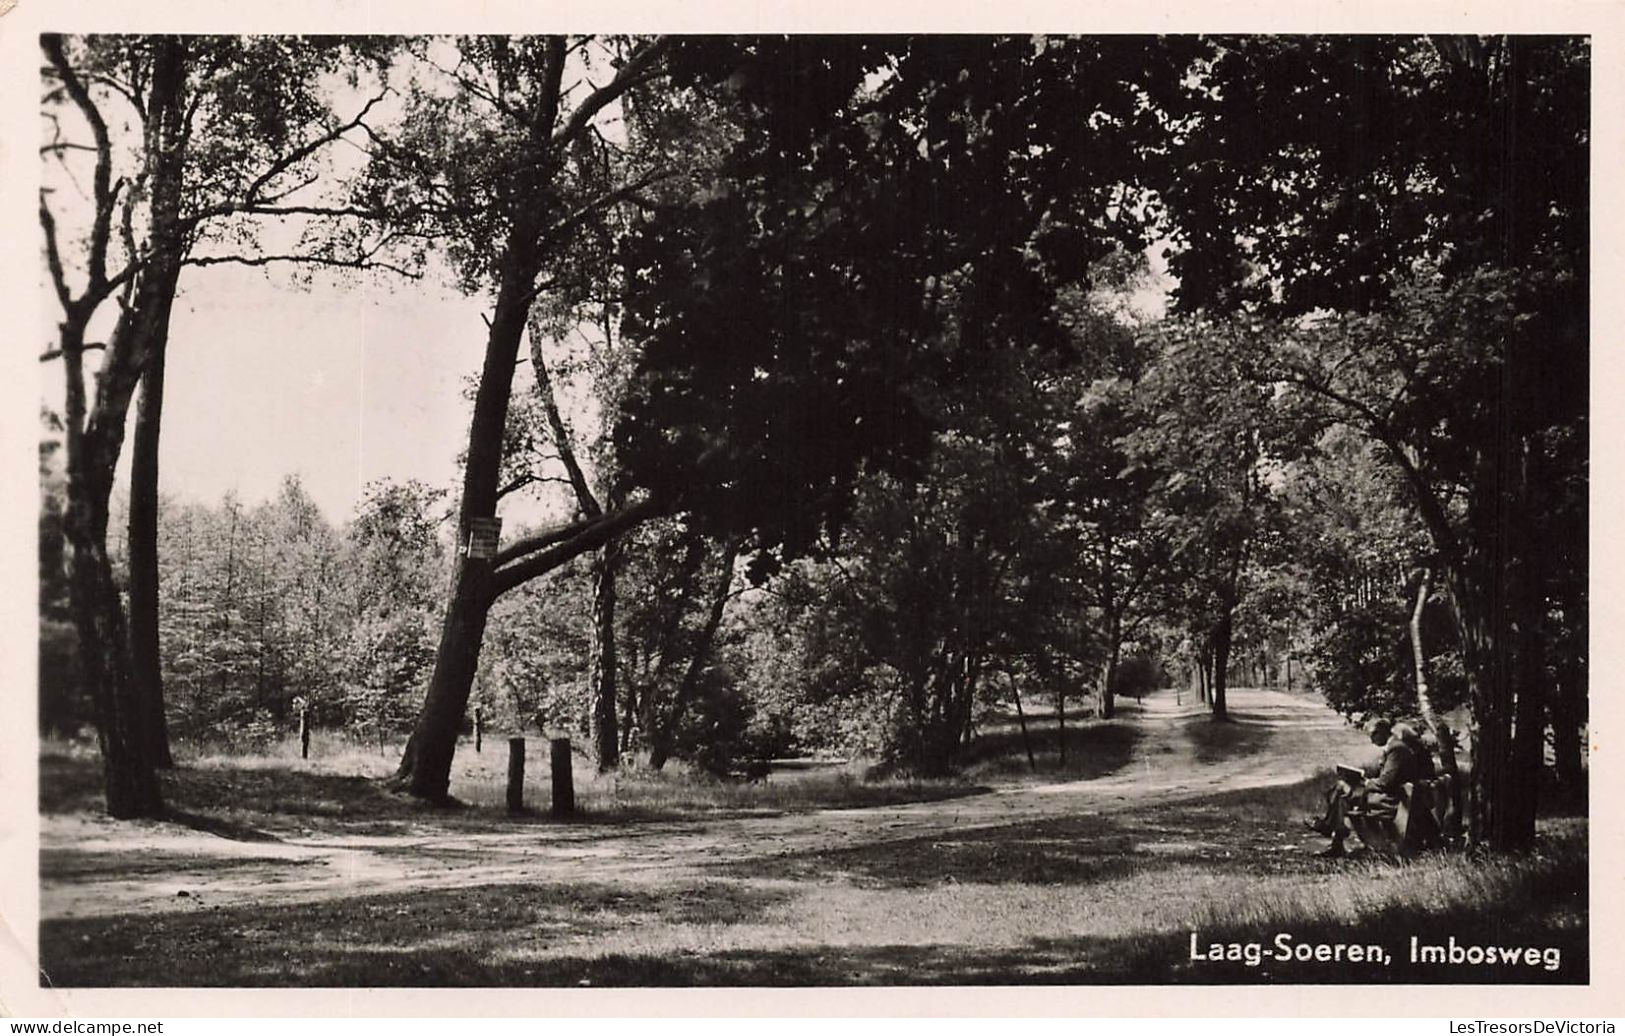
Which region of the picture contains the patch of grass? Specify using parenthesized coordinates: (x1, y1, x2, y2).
(727, 811, 1140, 888)
(1114, 822, 1589, 984)
(41, 741, 987, 835)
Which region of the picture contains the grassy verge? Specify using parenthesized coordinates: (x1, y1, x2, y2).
(40, 738, 985, 834)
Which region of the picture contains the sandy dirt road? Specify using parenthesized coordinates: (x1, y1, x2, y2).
(39, 686, 1370, 921)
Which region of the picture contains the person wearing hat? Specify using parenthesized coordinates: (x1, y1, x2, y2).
(1305, 717, 1426, 858)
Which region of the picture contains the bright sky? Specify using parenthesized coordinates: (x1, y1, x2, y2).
(148, 263, 489, 523)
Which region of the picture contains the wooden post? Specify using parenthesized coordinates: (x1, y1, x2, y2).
(550, 737, 575, 817)
(507, 737, 526, 814)
(296, 698, 310, 760)
(474, 704, 484, 754)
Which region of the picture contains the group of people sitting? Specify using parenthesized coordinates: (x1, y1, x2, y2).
(1305, 717, 1444, 858)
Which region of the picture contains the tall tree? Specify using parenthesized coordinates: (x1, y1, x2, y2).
(1126, 318, 1280, 720)
(41, 35, 401, 815)
(528, 310, 627, 772)
(372, 36, 676, 800)
(1158, 37, 1587, 846)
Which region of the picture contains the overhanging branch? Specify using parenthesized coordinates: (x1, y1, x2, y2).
(183, 250, 418, 278)
(489, 514, 599, 569)
(551, 37, 671, 149)
(239, 91, 388, 207)
(490, 496, 665, 600)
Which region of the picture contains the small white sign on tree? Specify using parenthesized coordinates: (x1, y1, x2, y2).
(466, 516, 503, 560)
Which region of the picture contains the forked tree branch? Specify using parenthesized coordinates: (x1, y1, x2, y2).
(42, 35, 117, 300)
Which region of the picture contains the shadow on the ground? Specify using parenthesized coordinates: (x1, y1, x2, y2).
(718, 776, 1345, 889)
(39, 879, 796, 987)
(39, 768, 1590, 987)
(40, 886, 1588, 986)
(40, 848, 316, 882)
(1183, 715, 1274, 765)
(962, 721, 1142, 780)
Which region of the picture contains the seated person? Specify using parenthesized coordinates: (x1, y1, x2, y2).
(1392, 720, 1438, 780)
(1305, 717, 1429, 857)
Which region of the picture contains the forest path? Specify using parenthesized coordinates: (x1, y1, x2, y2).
(39, 685, 1369, 921)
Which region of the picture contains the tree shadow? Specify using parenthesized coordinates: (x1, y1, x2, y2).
(164, 809, 285, 843)
(41, 847, 313, 881)
(724, 811, 1143, 888)
(962, 721, 1143, 780)
(41, 895, 1588, 986)
(1183, 714, 1273, 765)
(39, 879, 795, 987)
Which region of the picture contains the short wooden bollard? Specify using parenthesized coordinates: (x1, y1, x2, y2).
(550, 737, 574, 817)
(506, 737, 526, 814)
(296, 700, 310, 760)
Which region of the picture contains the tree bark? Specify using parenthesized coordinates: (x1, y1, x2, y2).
(127, 296, 177, 769)
(394, 267, 534, 801)
(1409, 566, 1463, 840)
(66, 503, 164, 819)
(1210, 606, 1233, 721)
(1409, 568, 1457, 773)
(588, 542, 621, 772)
(1100, 609, 1122, 720)
(1446, 558, 1534, 850)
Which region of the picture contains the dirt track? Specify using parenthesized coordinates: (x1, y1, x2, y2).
(39, 686, 1371, 921)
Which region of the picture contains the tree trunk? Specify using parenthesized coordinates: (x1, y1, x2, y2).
(530, 312, 623, 772)
(397, 557, 497, 801)
(127, 298, 176, 768)
(1010, 676, 1036, 772)
(1099, 610, 1122, 720)
(647, 539, 739, 771)
(66, 507, 164, 819)
(1409, 568, 1458, 776)
(63, 310, 167, 820)
(1056, 687, 1067, 767)
(1210, 607, 1233, 721)
(1410, 566, 1462, 840)
(1447, 560, 1534, 850)
(49, 34, 190, 819)
(394, 270, 533, 801)
(588, 542, 621, 772)
(1549, 652, 1585, 791)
